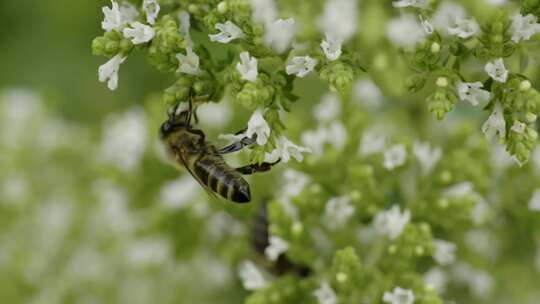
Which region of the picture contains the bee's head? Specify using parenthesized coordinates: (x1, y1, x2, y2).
(160, 109, 189, 137)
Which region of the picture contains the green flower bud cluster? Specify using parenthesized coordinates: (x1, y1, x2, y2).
(330, 247, 364, 299)
(521, 0, 540, 17)
(320, 61, 356, 92)
(246, 275, 316, 304)
(148, 16, 186, 73)
(475, 13, 514, 59)
(386, 223, 433, 263)
(92, 30, 134, 58)
(427, 85, 458, 120)
(236, 74, 276, 109)
(507, 123, 538, 164)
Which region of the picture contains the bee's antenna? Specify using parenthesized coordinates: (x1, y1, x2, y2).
(168, 103, 179, 120)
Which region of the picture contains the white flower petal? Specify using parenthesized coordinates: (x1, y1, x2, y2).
(373, 205, 411, 239)
(246, 108, 271, 145)
(286, 56, 318, 78)
(433, 239, 457, 265)
(313, 282, 337, 304)
(383, 287, 415, 304)
(448, 18, 479, 38)
(238, 261, 267, 290)
(123, 22, 155, 44)
(485, 58, 508, 83)
(529, 189, 540, 211)
(510, 13, 540, 43)
(323, 196, 355, 229)
(481, 103, 506, 139)
(267, 136, 312, 163)
(251, 0, 278, 25)
(264, 236, 289, 261)
(236, 51, 258, 82)
(387, 14, 426, 48)
(319, 0, 358, 41)
(176, 48, 200, 75)
(413, 141, 442, 175)
(383, 144, 407, 170)
(457, 82, 491, 106)
(98, 54, 126, 91)
(143, 0, 160, 25)
(209, 21, 244, 43)
(392, 0, 428, 8)
(101, 0, 123, 32)
(264, 18, 297, 53)
(321, 36, 343, 61)
(510, 120, 526, 134)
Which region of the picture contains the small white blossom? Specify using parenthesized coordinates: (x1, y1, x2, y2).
(126, 238, 171, 267)
(286, 56, 318, 78)
(238, 261, 267, 290)
(236, 52, 258, 82)
(383, 287, 415, 304)
(159, 176, 200, 210)
(324, 196, 355, 229)
(143, 0, 160, 25)
(264, 18, 297, 53)
(101, 0, 123, 32)
(176, 48, 200, 75)
(264, 236, 289, 261)
(481, 103, 506, 140)
(432, 2, 466, 32)
(457, 82, 491, 106)
(326, 122, 347, 150)
(392, 0, 428, 9)
(98, 54, 126, 91)
(451, 263, 493, 298)
(354, 79, 383, 108)
(510, 120, 526, 134)
(209, 21, 244, 43)
(321, 36, 343, 61)
(119, 2, 139, 23)
(387, 14, 426, 48)
(178, 11, 192, 45)
(448, 18, 480, 38)
(383, 144, 407, 170)
(485, 58, 508, 83)
(359, 128, 387, 156)
(251, 0, 277, 25)
(433, 239, 457, 265)
(510, 13, 540, 43)
(528, 189, 540, 211)
(314, 93, 341, 123)
(302, 122, 347, 156)
(373, 205, 411, 240)
(413, 141, 442, 175)
(313, 282, 337, 304)
(123, 22, 155, 44)
(100, 108, 147, 172)
(419, 15, 435, 34)
(266, 136, 312, 163)
(319, 0, 358, 41)
(246, 108, 271, 145)
(281, 169, 311, 200)
(424, 267, 448, 293)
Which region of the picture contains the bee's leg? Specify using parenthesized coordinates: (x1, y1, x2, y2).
(235, 159, 280, 175)
(187, 128, 206, 141)
(217, 135, 256, 155)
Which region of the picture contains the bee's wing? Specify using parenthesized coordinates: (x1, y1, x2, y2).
(176, 152, 219, 200)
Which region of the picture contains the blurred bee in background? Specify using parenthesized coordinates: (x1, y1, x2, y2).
(160, 97, 279, 203)
(251, 202, 311, 277)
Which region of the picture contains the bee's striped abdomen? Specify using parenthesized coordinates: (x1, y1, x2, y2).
(195, 156, 251, 203)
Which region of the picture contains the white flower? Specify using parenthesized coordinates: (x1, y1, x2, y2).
(383, 287, 415, 304)
(119, 2, 139, 23)
(143, 0, 160, 25)
(176, 48, 200, 75)
(209, 21, 244, 43)
(359, 128, 386, 156)
(266, 136, 312, 163)
(264, 18, 297, 53)
(373, 205, 411, 240)
(264, 236, 289, 261)
(433, 239, 457, 265)
(413, 141, 442, 175)
(238, 261, 268, 290)
(314, 93, 341, 123)
(432, 1, 466, 32)
(159, 176, 200, 210)
(387, 14, 426, 48)
(419, 15, 434, 35)
(510, 13, 540, 43)
(313, 282, 337, 304)
(100, 108, 147, 172)
(323, 196, 355, 229)
(326, 122, 347, 150)
(448, 18, 479, 38)
(178, 11, 192, 45)
(485, 58, 508, 83)
(510, 120, 526, 134)
(301, 128, 328, 156)
(392, 0, 428, 9)
(251, 0, 277, 25)
(481, 103, 506, 140)
(236, 52, 258, 82)
(281, 169, 311, 201)
(321, 36, 343, 61)
(123, 22, 155, 44)
(101, 0, 123, 32)
(319, 0, 358, 41)
(528, 189, 540, 211)
(98, 54, 126, 91)
(246, 108, 271, 145)
(457, 82, 491, 106)
(286, 56, 318, 78)
(424, 267, 448, 293)
(126, 238, 171, 267)
(451, 263, 493, 299)
(383, 144, 407, 170)
(354, 79, 383, 108)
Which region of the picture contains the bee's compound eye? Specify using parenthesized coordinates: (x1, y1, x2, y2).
(161, 122, 172, 134)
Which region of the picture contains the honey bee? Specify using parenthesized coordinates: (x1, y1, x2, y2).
(160, 100, 278, 203)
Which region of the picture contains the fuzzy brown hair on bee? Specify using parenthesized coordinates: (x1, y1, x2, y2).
(160, 101, 278, 203)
